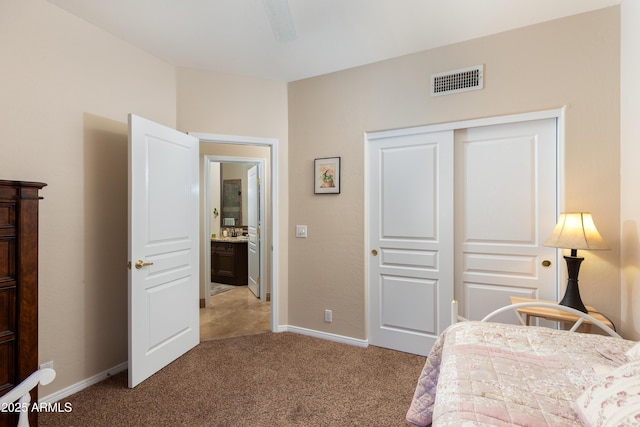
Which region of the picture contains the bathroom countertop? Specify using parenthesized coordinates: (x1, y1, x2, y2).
(211, 236, 248, 242)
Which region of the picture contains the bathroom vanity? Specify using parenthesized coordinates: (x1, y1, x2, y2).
(210, 238, 248, 285)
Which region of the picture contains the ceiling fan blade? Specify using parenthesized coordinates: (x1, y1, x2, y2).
(262, 0, 297, 42)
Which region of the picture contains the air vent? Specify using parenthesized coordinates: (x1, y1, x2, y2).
(430, 65, 484, 96)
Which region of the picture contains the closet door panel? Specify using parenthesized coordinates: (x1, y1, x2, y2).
(455, 119, 558, 322)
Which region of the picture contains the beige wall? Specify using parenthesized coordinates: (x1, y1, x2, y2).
(210, 162, 222, 236)
(1, 0, 177, 395)
(176, 68, 289, 325)
(288, 7, 623, 339)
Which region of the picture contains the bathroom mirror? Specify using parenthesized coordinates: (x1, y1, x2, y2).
(221, 179, 242, 226)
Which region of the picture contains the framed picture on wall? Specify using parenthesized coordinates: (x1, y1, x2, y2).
(314, 157, 341, 194)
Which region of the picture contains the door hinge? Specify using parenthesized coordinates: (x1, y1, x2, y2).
(127, 261, 132, 270)
(256, 177, 261, 185)
(257, 226, 261, 235)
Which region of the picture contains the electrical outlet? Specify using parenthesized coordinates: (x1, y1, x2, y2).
(324, 309, 332, 323)
(40, 360, 54, 370)
(296, 225, 308, 238)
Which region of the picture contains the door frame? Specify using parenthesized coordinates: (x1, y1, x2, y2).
(365, 107, 565, 340)
(204, 156, 266, 303)
(191, 132, 279, 332)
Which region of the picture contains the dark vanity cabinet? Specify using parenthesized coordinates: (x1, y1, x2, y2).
(210, 240, 248, 286)
(0, 180, 46, 427)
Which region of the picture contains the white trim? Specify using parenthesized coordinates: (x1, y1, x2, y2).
(191, 133, 276, 146)
(203, 157, 213, 309)
(39, 362, 128, 404)
(554, 107, 567, 301)
(363, 133, 371, 346)
(191, 132, 279, 332)
(366, 108, 566, 140)
(282, 326, 369, 348)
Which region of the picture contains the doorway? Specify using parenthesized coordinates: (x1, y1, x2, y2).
(204, 156, 268, 302)
(193, 132, 279, 336)
(202, 158, 270, 340)
(207, 160, 264, 299)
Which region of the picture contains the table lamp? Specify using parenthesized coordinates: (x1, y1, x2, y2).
(543, 212, 608, 313)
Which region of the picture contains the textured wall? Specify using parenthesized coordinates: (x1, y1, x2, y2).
(288, 7, 622, 339)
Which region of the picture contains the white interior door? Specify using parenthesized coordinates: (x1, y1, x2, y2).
(455, 118, 558, 322)
(247, 165, 260, 298)
(367, 129, 454, 356)
(128, 114, 200, 388)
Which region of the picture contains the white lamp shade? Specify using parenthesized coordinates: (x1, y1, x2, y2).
(544, 212, 609, 250)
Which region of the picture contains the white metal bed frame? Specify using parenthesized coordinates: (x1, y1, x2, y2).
(451, 299, 621, 338)
(0, 368, 56, 427)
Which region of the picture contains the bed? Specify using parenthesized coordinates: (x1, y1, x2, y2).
(406, 301, 640, 426)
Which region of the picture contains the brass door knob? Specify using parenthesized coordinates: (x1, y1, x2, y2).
(541, 260, 552, 268)
(371, 249, 378, 256)
(135, 260, 154, 269)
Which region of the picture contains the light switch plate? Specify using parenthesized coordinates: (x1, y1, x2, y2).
(296, 225, 307, 238)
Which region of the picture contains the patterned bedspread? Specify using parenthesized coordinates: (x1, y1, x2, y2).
(406, 321, 634, 426)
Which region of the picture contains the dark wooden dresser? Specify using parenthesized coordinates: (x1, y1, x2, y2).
(0, 180, 46, 427)
(211, 240, 248, 286)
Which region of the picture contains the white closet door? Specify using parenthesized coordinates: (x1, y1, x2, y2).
(455, 118, 558, 322)
(367, 129, 454, 356)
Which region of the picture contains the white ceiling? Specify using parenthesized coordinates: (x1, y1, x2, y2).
(48, 0, 620, 82)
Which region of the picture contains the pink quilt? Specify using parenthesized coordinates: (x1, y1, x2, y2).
(406, 321, 633, 426)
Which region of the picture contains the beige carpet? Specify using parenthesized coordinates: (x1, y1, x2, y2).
(40, 332, 425, 426)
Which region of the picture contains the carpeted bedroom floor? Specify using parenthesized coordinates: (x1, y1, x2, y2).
(39, 332, 426, 426)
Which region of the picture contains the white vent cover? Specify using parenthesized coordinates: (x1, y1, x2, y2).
(430, 65, 484, 96)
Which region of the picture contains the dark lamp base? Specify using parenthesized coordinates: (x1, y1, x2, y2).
(558, 255, 588, 313)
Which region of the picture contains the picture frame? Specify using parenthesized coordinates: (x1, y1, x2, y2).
(314, 157, 341, 194)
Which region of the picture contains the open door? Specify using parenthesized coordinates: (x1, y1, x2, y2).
(247, 164, 260, 298)
(128, 114, 200, 388)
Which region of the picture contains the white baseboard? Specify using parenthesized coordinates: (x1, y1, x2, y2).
(39, 362, 128, 404)
(280, 325, 368, 348)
